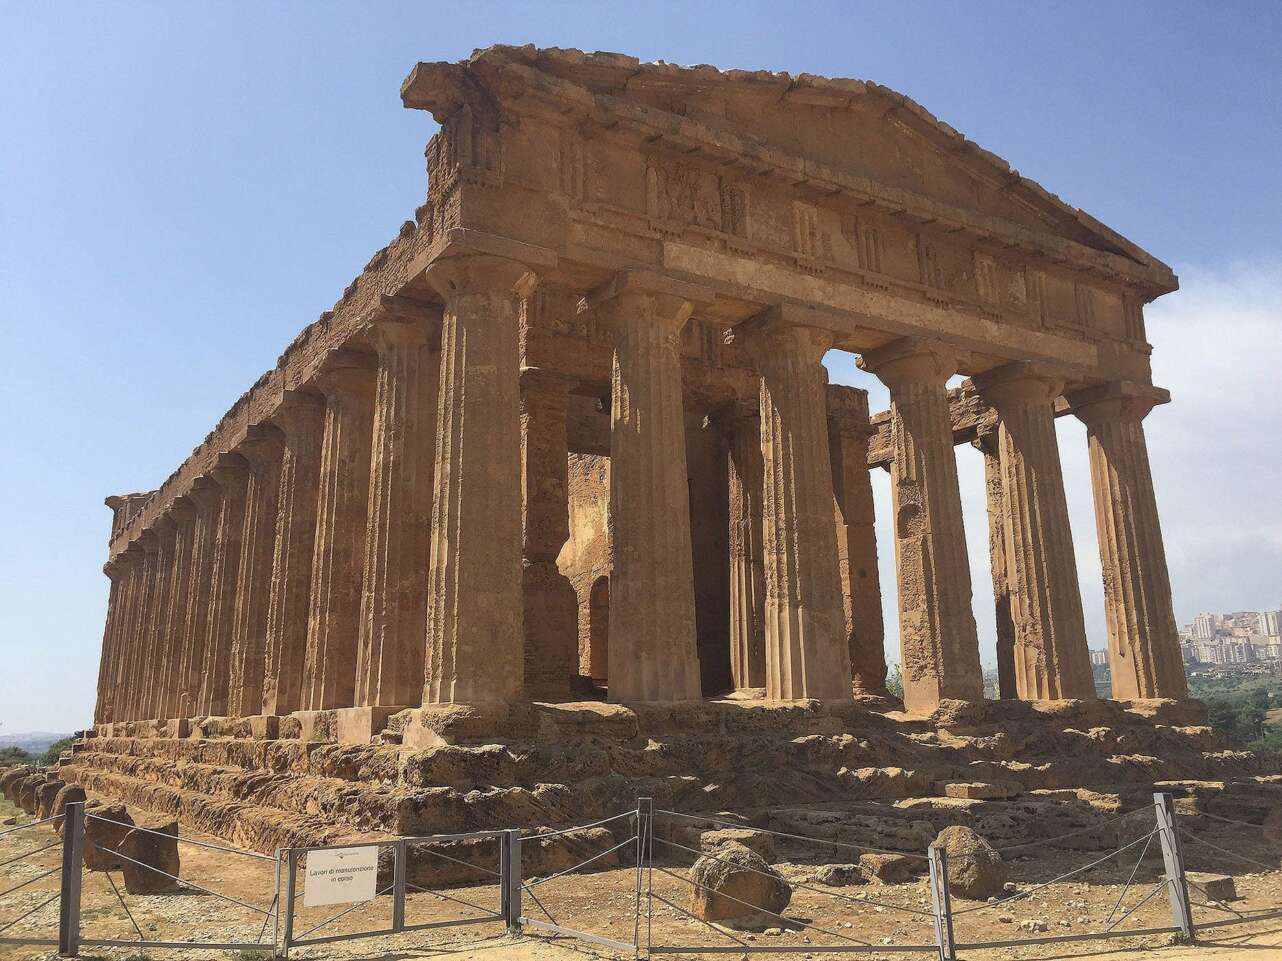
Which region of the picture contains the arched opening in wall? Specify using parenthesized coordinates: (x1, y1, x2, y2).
(588, 575, 609, 685)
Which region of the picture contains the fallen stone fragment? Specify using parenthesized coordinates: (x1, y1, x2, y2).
(1020, 918, 1048, 933)
(1186, 871, 1236, 903)
(690, 843, 792, 930)
(859, 852, 921, 883)
(120, 819, 181, 894)
(814, 863, 864, 887)
(934, 825, 1007, 900)
(34, 780, 64, 819)
(701, 828, 776, 862)
(82, 803, 135, 872)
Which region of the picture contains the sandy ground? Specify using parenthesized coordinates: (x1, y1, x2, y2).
(1, 795, 1279, 961)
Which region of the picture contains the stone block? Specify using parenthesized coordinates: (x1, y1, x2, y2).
(83, 803, 135, 871)
(120, 819, 181, 894)
(701, 828, 777, 862)
(814, 863, 864, 886)
(247, 715, 281, 740)
(1187, 872, 1236, 903)
(941, 781, 1020, 800)
(689, 844, 792, 930)
(935, 825, 1006, 900)
(334, 706, 404, 744)
(34, 780, 64, 818)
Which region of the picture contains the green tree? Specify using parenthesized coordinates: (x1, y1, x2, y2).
(40, 738, 73, 766)
(0, 746, 34, 765)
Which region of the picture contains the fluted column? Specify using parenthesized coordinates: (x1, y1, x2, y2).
(198, 455, 250, 715)
(123, 531, 162, 720)
(827, 393, 888, 697)
(157, 500, 197, 719)
(141, 516, 177, 719)
(977, 364, 1094, 700)
(858, 338, 983, 712)
(520, 367, 578, 701)
(301, 351, 377, 712)
(228, 426, 285, 716)
(973, 429, 1017, 699)
(353, 306, 438, 708)
(593, 271, 703, 702)
(1070, 383, 1187, 700)
(177, 477, 221, 718)
(94, 560, 125, 725)
(262, 391, 326, 716)
(725, 411, 766, 692)
(744, 318, 852, 701)
(422, 255, 528, 705)
(108, 546, 144, 722)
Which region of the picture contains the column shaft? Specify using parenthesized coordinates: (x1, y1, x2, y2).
(262, 392, 326, 716)
(157, 502, 197, 719)
(727, 414, 766, 691)
(600, 280, 702, 702)
(108, 551, 143, 722)
(141, 517, 177, 719)
(975, 432, 1017, 699)
(199, 456, 250, 716)
(178, 479, 221, 718)
(828, 413, 888, 696)
(356, 317, 437, 708)
(302, 354, 377, 711)
(979, 368, 1094, 700)
(520, 369, 577, 700)
(127, 534, 162, 720)
(1073, 388, 1187, 699)
(750, 323, 852, 700)
(422, 256, 527, 705)
(94, 563, 125, 725)
(228, 428, 285, 716)
(859, 340, 983, 711)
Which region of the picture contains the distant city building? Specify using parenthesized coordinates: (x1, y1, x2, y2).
(1260, 609, 1282, 637)
(1089, 649, 1109, 667)
(1192, 612, 1217, 641)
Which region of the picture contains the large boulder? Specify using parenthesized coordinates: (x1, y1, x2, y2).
(120, 819, 181, 894)
(0, 767, 33, 800)
(689, 843, 791, 930)
(935, 826, 1006, 900)
(51, 785, 87, 832)
(859, 852, 922, 884)
(16, 774, 44, 814)
(83, 803, 135, 872)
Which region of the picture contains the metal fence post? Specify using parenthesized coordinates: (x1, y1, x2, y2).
(634, 798, 653, 958)
(280, 848, 298, 959)
(392, 839, 407, 932)
(57, 801, 84, 958)
(501, 829, 522, 934)
(928, 844, 955, 961)
(1154, 792, 1194, 941)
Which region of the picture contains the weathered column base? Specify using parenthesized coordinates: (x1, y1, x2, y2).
(284, 706, 408, 744)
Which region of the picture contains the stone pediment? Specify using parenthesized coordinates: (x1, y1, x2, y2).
(402, 45, 1175, 293)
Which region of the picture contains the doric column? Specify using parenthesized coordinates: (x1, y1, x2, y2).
(976, 364, 1095, 700)
(140, 516, 177, 719)
(157, 500, 197, 719)
(973, 428, 1017, 699)
(199, 454, 250, 716)
(858, 338, 983, 712)
(520, 367, 578, 701)
(123, 530, 162, 720)
(592, 271, 704, 703)
(94, 560, 125, 725)
(262, 391, 326, 717)
(301, 350, 377, 711)
(107, 546, 144, 721)
(355, 303, 439, 709)
(1069, 383, 1187, 700)
(827, 389, 888, 697)
(724, 410, 766, 692)
(743, 315, 852, 701)
(421, 255, 529, 705)
(228, 426, 285, 716)
(177, 477, 221, 718)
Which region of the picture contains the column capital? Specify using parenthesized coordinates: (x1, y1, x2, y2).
(519, 365, 575, 398)
(369, 295, 442, 353)
(268, 389, 326, 439)
(166, 496, 198, 526)
(238, 423, 286, 468)
(138, 528, 161, 555)
(588, 270, 713, 337)
(424, 253, 536, 301)
(313, 348, 377, 400)
(857, 336, 960, 387)
(973, 361, 1067, 407)
(103, 559, 123, 581)
(152, 514, 177, 541)
(737, 304, 835, 367)
(1066, 381, 1171, 426)
(187, 475, 222, 511)
(209, 452, 251, 491)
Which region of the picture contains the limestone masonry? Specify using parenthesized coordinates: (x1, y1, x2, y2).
(68, 48, 1270, 857)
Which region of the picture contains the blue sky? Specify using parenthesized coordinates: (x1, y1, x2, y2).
(2, 2, 1279, 731)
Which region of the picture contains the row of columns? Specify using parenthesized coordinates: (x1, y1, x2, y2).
(94, 253, 1186, 725)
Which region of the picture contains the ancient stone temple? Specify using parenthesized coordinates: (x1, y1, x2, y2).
(74, 51, 1238, 853)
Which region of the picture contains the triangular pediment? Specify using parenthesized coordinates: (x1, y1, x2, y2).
(403, 46, 1174, 289)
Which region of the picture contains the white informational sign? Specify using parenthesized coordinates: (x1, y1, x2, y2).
(303, 845, 379, 907)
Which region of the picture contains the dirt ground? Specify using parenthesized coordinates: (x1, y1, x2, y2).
(1, 795, 1279, 961)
